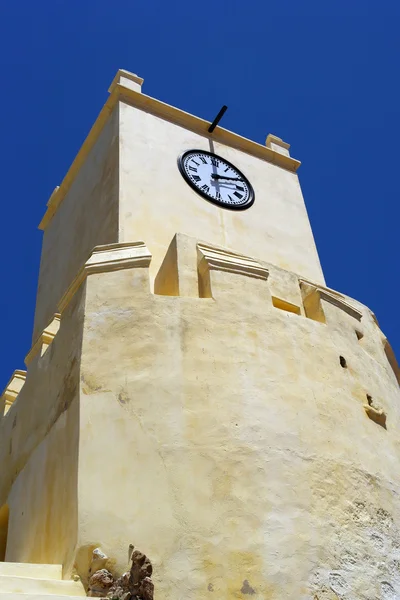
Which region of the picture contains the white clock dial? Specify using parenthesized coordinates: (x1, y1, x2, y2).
(178, 150, 255, 210)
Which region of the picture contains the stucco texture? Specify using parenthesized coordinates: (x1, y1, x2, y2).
(1, 234, 400, 598)
(71, 236, 400, 600)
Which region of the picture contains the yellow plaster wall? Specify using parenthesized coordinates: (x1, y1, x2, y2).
(5, 398, 79, 574)
(118, 102, 325, 287)
(0, 287, 85, 575)
(3, 70, 398, 598)
(32, 108, 120, 341)
(72, 240, 400, 600)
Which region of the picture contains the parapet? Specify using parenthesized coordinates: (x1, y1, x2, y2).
(3, 233, 399, 425)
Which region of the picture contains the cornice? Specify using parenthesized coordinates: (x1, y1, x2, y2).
(58, 241, 152, 314)
(299, 279, 363, 322)
(319, 289, 362, 322)
(197, 242, 269, 281)
(39, 82, 301, 230)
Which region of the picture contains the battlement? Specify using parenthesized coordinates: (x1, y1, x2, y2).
(2, 233, 399, 423)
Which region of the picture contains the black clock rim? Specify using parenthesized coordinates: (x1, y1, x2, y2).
(177, 149, 255, 211)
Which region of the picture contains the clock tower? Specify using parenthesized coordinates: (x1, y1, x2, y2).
(1, 69, 400, 600)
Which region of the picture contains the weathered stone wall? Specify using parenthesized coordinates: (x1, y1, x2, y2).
(76, 236, 400, 599)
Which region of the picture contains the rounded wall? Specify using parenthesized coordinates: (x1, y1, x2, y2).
(76, 261, 400, 600)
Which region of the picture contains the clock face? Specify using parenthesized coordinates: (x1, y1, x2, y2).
(178, 149, 255, 210)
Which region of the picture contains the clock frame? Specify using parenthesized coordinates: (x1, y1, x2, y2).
(177, 149, 255, 210)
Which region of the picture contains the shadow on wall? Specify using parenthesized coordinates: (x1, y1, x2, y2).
(0, 504, 9, 561)
(385, 340, 400, 386)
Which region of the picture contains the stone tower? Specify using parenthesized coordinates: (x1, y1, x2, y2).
(1, 69, 400, 600)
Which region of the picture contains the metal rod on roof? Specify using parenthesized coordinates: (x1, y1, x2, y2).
(208, 105, 228, 133)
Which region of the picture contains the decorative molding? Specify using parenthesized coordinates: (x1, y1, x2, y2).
(299, 280, 362, 322)
(319, 290, 362, 322)
(1, 370, 27, 415)
(25, 314, 61, 366)
(115, 84, 301, 173)
(299, 278, 346, 300)
(39, 70, 301, 230)
(58, 241, 152, 313)
(197, 242, 269, 281)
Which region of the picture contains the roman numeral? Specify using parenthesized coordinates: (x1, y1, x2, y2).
(236, 185, 244, 192)
(200, 156, 207, 164)
(210, 157, 219, 167)
(215, 191, 222, 201)
(189, 166, 197, 172)
(192, 160, 200, 166)
(224, 167, 230, 172)
(192, 175, 201, 182)
(228, 195, 234, 203)
(234, 191, 243, 199)
(201, 184, 210, 193)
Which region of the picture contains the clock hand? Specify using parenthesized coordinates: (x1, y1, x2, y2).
(211, 174, 243, 182)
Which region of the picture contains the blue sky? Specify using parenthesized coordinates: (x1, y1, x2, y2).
(0, 1, 399, 388)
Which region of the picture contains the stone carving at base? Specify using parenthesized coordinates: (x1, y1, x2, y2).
(88, 568, 115, 597)
(87, 546, 154, 600)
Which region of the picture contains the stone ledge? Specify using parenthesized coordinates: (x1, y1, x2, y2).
(58, 241, 152, 313)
